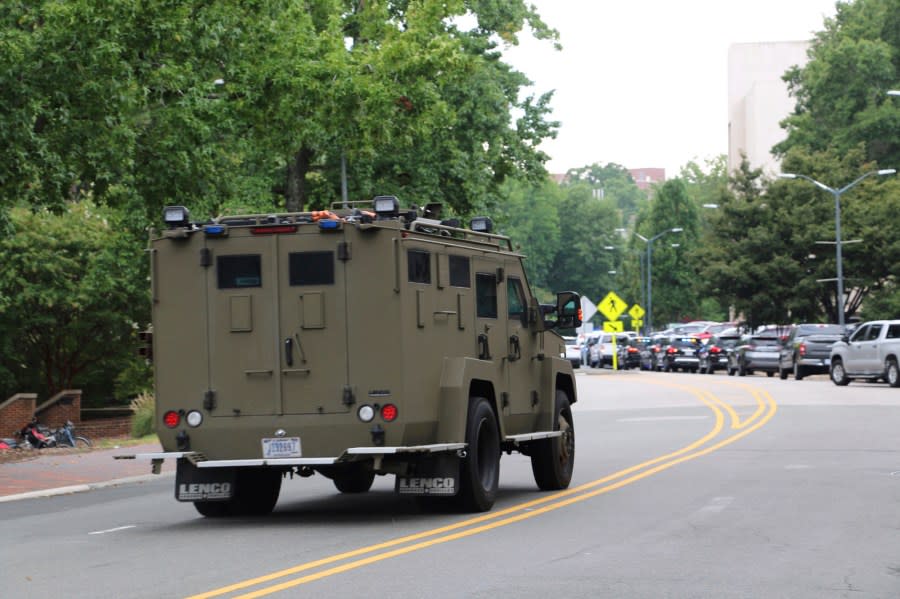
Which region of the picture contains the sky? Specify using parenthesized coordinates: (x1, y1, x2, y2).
(502, 0, 839, 177)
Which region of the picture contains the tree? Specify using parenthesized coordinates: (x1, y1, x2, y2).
(0, 203, 148, 403)
(562, 163, 646, 223)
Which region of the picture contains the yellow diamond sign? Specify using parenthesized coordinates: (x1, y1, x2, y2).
(629, 304, 645, 320)
(598, 291, 627, 321)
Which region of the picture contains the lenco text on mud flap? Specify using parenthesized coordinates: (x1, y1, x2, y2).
(175, 459, 236, 502)
(396, 452, 460, 496)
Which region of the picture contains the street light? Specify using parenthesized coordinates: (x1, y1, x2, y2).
(888, 90, 900, 96)
(634, 227, 683, 334)
(779, 169, 896, 330)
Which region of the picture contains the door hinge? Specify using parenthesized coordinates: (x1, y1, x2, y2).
(501, 392, 509, 408)
(338, 241, 351, 261)
(203, 389, 217, 411)
(200, 248, 212, 268)
(342, 385, 356, 406)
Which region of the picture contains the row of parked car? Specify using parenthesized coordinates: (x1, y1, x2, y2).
(565, 319, 900, 387)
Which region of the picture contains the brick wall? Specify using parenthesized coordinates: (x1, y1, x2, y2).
(35, 390, 82, 428)
(0, 393, 38, 437)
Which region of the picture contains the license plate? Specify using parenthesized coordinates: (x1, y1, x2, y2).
(262, 437, 301, 458)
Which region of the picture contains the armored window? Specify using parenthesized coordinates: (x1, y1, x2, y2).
(289, 251, 334, 285)
(217, 255, 261, 289)
(407, 250, 431, 284)
(476, 273, 497, 318)
(449, 255, 470, 287)
(507, 277, 526, 318)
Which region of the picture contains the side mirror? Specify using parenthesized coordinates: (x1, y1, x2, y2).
(551, 291, 582, 329)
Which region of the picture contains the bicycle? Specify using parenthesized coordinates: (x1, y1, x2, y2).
(53, 420, 92, 448)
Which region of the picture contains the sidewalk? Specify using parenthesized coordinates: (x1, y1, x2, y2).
(0, 441, 175, 503)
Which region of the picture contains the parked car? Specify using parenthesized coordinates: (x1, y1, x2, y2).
(728, 335, 782, 377)
(778, 323, 843, 380)
(589, 333, 629, 368)
(829, 320, 900, 387)
(697, 334, 742, 374)
(632, 336, 658, 370)
(563, 335, 581, 368)
(616, 338, 644, 370)
(660, 337, 701, 373)
(580, 331, 602, 366)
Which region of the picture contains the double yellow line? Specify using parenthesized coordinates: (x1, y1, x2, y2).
(189, 380, 777, 599)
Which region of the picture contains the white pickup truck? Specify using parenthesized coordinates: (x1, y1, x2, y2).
(829, 320, 900, 387)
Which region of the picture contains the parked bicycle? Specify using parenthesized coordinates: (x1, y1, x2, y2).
(52, 420, 92, 448)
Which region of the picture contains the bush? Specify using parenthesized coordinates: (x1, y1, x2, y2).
(130, 392, 155, 438)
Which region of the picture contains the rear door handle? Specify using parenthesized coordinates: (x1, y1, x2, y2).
(285, 337, 294, 366)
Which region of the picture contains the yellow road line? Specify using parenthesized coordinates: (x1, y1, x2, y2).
(188, 382, 776, 599)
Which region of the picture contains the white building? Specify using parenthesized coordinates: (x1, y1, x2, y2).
(727, 41, 811, 177)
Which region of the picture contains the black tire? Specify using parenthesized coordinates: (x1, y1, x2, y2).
(530, 390, 575, 491)
(727, 365, 735, 376)
(885, 358, 900, 388)
(779, 361, 788, 380)
(456, 397, 500, 512)
(738, 360, 747, 377)
(793, 360, 805, 381)
(830, 359, 850, 386)
(194, 467, 282, 517)
(333, 465, 376, 493)
(766, 371, 774, 378)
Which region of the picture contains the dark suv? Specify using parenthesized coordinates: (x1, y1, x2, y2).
(661, 337, 701, 373)
(778, 323, 843, 380)
(697, 334, 742, 374)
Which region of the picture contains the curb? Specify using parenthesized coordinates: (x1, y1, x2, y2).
(0, 471, 174, 504)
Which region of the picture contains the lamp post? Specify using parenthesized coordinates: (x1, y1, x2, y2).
(779, 169, 896, 330)
(634, 227, 683, 334)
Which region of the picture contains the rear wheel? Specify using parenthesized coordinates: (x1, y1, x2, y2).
(779, 360, 788, 380)
(830, 359, 850, 386)
(738, 360, 747, 377)
(793, 360, 806, 381)
(886, 358, 899, 388)
(530, 391, 575, 491)
(333, 465, 376, 493)
(193, 467, 282, 517)
(456, 397, 500, 512)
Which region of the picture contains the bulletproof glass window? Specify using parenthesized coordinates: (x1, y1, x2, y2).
(289, 251, 334, 286)
(449, 255, 471, 287)
(408, 250, 431, 284)
(217, 255, 261, 289)
(476, 273, 498, 318)
(507, 277, 526, 319)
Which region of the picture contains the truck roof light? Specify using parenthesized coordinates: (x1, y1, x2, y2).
(373, 195, 400, 218)
(470, 216, 493, 233)
(318, 219, 340, 230)
(203, 224, 228, 237)
(163, 206, 191, 228)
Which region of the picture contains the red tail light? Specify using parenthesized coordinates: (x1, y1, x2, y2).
(667, 347, 677, 354)
(381, 404, 398, 422)
(798, 343, 806, 356)
(710, 346, 721, 354)
(163, 411, 180, 428)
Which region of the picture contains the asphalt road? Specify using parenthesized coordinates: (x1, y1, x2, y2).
(2, 370, 898, 598)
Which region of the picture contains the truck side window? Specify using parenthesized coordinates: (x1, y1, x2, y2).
(289, 251, 334, 285)
(217, 255, 261, 289)
(507, 277, 525, 318)
(849, 325, 868, 343)
(867, 324, 883, 341)
(888, 324, 900, 339)
(449, 255, 470, 287)
(408, 249, 431, 284)
(476, 273, 497, 318)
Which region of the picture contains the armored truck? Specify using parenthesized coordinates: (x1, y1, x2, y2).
(119, 196, 581, 516)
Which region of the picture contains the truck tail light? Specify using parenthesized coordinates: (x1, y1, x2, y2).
(163, 411, 181, 428)
(381, 404, 398, 422)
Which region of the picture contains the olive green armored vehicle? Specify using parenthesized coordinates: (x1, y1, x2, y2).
(120, 196, 581, 516)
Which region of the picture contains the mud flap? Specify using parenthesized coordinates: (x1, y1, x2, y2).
(395, 452, 460, 496)
(175, 459, 236, 502)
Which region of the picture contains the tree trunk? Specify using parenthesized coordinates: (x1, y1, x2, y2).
(285, 147, 314, 213)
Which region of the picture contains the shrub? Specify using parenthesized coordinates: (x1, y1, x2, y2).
(130, 392, 155, 438)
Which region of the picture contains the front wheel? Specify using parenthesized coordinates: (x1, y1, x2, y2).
(885, 358, 900, 388)
(456, 397, 500, 512)
(830, 359, 850, 386)
(530, 390, 575, 491)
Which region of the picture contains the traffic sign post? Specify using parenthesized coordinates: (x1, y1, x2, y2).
(598, 292, 629, 370)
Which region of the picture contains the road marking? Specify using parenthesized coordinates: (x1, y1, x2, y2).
(618, 415, 710, 422)
(188, 382, 776, 599)
(88, 525, 136, 535)
(695, 496, 734, 513)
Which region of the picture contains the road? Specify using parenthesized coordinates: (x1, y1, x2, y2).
(2, 371, 898, 598)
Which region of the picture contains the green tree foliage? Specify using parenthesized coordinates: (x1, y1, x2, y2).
(493, 177, 562, 297)
(563, 163, 646, 223)
(0, 203, 148, 404)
